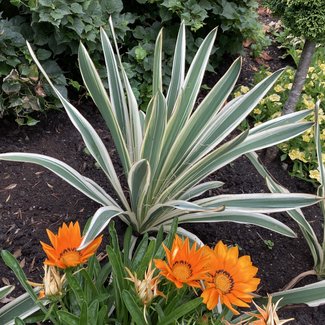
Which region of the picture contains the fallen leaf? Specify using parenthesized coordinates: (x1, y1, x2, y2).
(13, 248, 22, 258)
(2, 277, 10, 286)
(20, 258, 26, 269)
(0, 296, 14, 303)
(47, 182, 54, 189)
(6, 194, 10, 203)
(260, 51, 273, 61)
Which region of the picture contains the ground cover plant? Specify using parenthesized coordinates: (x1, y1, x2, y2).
(1, 16, 325, 324)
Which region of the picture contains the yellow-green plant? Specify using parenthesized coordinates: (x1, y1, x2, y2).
(241, 50, 325, 182)
(0, 20, 321, 248)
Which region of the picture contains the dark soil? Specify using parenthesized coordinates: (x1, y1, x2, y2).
(1, 8, 325, 325)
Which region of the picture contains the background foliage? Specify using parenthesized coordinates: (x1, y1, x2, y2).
(0, 0, 267, 121)
(264, 0, 325, 43)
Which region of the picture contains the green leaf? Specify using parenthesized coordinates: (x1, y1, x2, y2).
(158, 297, 203, 325)
(121, 290, 147, 325)
(57, 311, 79, 325)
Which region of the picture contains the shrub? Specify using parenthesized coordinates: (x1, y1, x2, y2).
(264, 0, 325, 42)
(2, 0, 268, 116)
(0, 14, 65, 125)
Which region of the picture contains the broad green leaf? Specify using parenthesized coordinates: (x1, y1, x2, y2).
(0, 153, 115, 207)
(79, 206, 124, 250)
(57, 311, 79, 325)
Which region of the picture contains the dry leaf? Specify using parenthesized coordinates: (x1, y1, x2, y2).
(260, 51, 273, 61)
(29, 257, 36, 273)
(2, 277, 10, 286)
(1, 183, 17, 191)
(6, 194, 11, 203)
(20, 258, 26, 269)
(0, 296, 14, 303)
(47, 182, 54, 189)
(13, 248, 22, 258)
(35, 82, 46, 97)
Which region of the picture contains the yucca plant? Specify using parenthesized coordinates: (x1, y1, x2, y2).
(0, 19, 321, 248)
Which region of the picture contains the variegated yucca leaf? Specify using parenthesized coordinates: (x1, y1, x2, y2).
(247, 101, 325, 276)
(0, 21, 321, 248)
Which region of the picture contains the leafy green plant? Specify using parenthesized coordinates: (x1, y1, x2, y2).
(0, 21, 321, 247)
(0, 14, 65, 125)
(5, 0, 269, 109)
(3, 219, 325, 324)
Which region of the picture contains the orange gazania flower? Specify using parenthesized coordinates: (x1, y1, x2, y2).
(201, 241, 260, 315)
(154, 235, 210, 288)
(40, 221, 102, 269)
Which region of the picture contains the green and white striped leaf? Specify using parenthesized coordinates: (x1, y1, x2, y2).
(0, 291, 43, 325)
(0, 153, 115, 207)
(100, 27, 130, 145)
(249, 109, 312, 135)
(161, 27, 218, 162)
(159, 121, 312, 201)
(77, 42, 131, 173)
(127, 160, 151, 220)
(157, 58, 242, 185)
(166, 23, 186, 118)
(79, 206, 124, 250)
(179, 181, 224, 200)
(176, 210, 296, 237)
(183, 69, 285, 167)
(271, 280, 325, 307)
(106, 18, 143, 162)
(152, 28, 163, 95)
(0, 286, 14, 300)
(196, 193, 321, 212)
(27, 42, 129, 209)
(246, 151, 322, 265)
(141, 91, 166, 174)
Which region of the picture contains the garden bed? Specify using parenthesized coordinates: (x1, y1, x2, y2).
(1, 7, 325, 324)
(1, 103, 325, 323)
